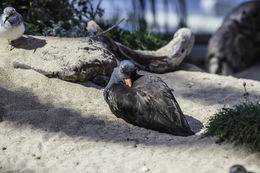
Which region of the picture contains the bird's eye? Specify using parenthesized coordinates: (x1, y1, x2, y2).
(120, 67, 124, 73)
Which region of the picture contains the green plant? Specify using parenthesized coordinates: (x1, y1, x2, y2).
(204, 82, 260, 151)
(1, 0, 167, 50)
(204, 102, 260, 150)
(72, 0, 104, 21)
(105, 27, 168, 50)
(243, 82, 249, 103)
(0, 0, 104, 37)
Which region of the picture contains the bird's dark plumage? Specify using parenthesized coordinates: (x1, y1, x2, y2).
(230, 165, 253, 173)
(104, 60, 194, 136)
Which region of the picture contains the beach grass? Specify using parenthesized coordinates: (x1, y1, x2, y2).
(204, 101, 260, 151)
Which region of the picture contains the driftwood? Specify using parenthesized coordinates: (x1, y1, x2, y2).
(0, 24, 194, 85)
(95, 27, 194, 73)
(206, 1, 260, 75)
(96, 18, 125, 36)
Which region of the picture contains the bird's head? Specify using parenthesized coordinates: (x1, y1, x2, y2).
(104, 60, 138, 92)
(118, 60, 137, 87)
(2, 7, 17, 24)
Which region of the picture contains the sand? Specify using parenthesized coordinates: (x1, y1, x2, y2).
(0, 40, 260, 173)
(234, 62, 260, 81)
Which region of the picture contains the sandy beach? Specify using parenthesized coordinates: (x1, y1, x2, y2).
(0, 38, 260, 173)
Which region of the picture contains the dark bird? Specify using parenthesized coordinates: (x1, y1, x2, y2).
(103, 60, 194, 136)
(230, 164, 253, 173)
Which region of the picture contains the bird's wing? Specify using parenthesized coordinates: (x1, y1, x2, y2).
(106, 84, 148, 125)
(7, 13, 22, 25)
(106, 76, 193, 135)
(134, 75, 191, 129)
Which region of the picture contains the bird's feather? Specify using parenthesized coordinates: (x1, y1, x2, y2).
(106, 75, 194, 136)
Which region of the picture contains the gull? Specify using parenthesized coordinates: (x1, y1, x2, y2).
(0, 7, 25, 43)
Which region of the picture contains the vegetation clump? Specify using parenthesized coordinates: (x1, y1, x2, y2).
(0, 0, 103, 37)
(0, 0, 167, 50)
(204, 83, 260, 151)
(106, 28, 168, 50)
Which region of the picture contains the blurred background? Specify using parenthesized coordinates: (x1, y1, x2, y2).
(0, 0, 254, 72)
(97, 0, 248, 33)
(93, 0, 251, 67)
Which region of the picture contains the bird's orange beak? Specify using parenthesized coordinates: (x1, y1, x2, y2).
(124, 78, 132, 87)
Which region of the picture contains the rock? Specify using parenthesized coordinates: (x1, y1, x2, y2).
(0, 25, 194, 85)
(141, 166, 149, 172)
(86, 20, 103, 35)
(229, 164, 252, 173)
(234, 62, 260, 81)
(206, 1, 260, 75)
(8, 35, 117, 82)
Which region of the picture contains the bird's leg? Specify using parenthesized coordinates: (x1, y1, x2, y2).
(8, 40, 15, 51)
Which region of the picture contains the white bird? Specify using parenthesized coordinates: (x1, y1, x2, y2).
(0, 7, 25, 42)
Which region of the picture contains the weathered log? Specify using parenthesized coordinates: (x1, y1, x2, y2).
(0, 26, 194, 84)
(206, 1, 260, 75)
(96, 28, 195, 73)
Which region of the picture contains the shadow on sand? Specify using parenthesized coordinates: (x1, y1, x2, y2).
(0, 86, 203, 147)
(11, 35, 46, 51)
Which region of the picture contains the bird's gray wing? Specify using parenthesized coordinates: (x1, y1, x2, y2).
(8, 13, 22, 25)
